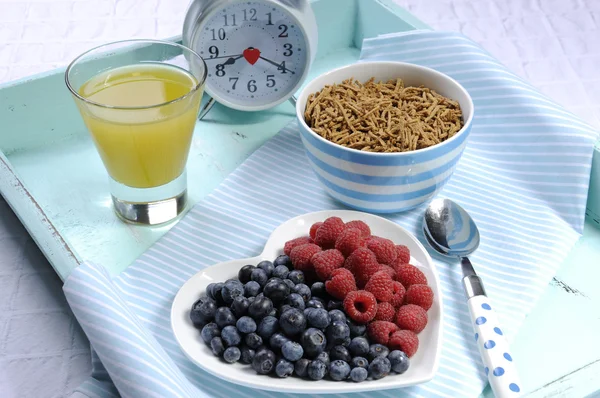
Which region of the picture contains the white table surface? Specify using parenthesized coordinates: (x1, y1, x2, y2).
(1, 0, 599, 397)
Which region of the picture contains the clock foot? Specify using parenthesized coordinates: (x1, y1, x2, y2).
(198, 96, 216, 120)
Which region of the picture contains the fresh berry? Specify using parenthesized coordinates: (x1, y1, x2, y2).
(210, 336, 225, 357)
(301, 328, 327, 359)
(208, 282, 225, 306)
(257, 260, 275, 278)
(388, 330, 419, 358)
(344, 220, 371, 238)
(285, 293, 305, 310)
(314, 217, 346, 249)
(369, 356, 391, 379)
(284, 237, 312, 256)
(348, 336, 370, 357)
(281, 341, 304, 361)
(287, 270, 305, 285)
(269, 333, 290, 353)
(263, 280, 290, 304)
(367, 321, 399, 345)
(275, 359, 294, 378)
(294, 358, 310, 377)
(222, 280, 244, 304)
(374, 301, 396, 322)
(307, 360, 327, 380)
(389, 281, 407, 308)
(394, 263, 427, 287)
(388, 350, 410, 374)
(346, 248, 380, 287)
(329, 360, 351, 381)
(312, 249, 345, 280)
(293, 283, 312, 302)
(351, 356, 369, 369)
(214, 307, 236, 328)
(350, 367, 368, 382)
(365, 271, 394, 302)
(201, 323, 220, 344)
(330, 345, 352, 362)
(327, 300, 343, 311)
(368, 344, 390, 361)
(252, 349, 276, 375)
(306, 307, 331, 329)
(343, 290, 377, 324)
(326, 321, 351, 346)
(244, 281, 261, 297)
(273, 265, 290, 279)
(367, 237, 398, 265)
(251, 268, 268, 287)
(256, 315, 279, 340)
(221, 325, 241, 347)
(236, 316, 257, 334)
(306, 298, 325, 309)
(325, 268, 357, 300)
(283, 279, 296, 290)
(279, 308, 307, 336)
(206, 283, 217, 299)
(405, 284, 434, 310)
(395, 245, 411, 264)
(290, 243, 321, 272)
(395, 304, 428, 333)
(244, 333, 263, 349)
(231, 296, 250, 318)
(378, 264, 397, 280)
(240, 346, 255, 364)
(310, 282, 327, 299)
(335, 228, 365, 257)
(274, 254, 293, 270)
(238, 264, 256, 284)
(223, 347, 241, 363)
(347, 319, 367, 337)
(310, 222, 324, 239)
(316, 351, 330, 367)
(248, 296, 273, 321)
(329, 309, 347, 324)
(190, 297, 217, 327)
(279, 304, 293, 315)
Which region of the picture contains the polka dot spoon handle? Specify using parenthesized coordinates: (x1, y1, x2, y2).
(468, 295, 522, 397)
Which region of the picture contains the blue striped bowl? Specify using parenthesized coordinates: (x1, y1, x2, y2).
(296, 61, 474, 213)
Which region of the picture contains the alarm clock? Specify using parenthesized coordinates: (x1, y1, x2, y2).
(182, 0, 318, 117)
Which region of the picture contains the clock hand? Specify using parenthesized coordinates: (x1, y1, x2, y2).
(205, 54, 243, 60)
(217, 55, 244, 68)
(258, 56, 295, 74)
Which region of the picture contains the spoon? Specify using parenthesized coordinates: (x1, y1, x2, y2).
(423, 198, 522, 397)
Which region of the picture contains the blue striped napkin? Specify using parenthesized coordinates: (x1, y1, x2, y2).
(64, 31, 598, 398)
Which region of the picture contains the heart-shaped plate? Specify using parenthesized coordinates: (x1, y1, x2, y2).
(171, 210, 443, 394)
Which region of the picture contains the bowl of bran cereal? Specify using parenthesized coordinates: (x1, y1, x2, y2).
(295, 61, 474, 213)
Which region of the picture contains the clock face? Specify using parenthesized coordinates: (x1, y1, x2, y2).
(196, 1, 309, 110)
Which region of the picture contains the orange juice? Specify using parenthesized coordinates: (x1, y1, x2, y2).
(77, 64, 203, 188)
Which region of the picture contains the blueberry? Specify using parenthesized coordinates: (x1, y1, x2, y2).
(257, 260, 275, 277)
(206, 283, 217, 300)
(330, 345, 352, 363)
(269, 308, 278, 317)
(275, 358, 294, 378)
(240, 346, 255, 364)
(283, 279, 296, 290)
(247, 296, 256, 304)
(284, 293, 305, 311)
(350, 366, 368, 382)
(347, 319, 367, 337)
(388, 350, 410, 374)
(368, 344, 389, 361)
(316, 351, 330, 367)
(279, 308, 307, 336)
(274, 254, 293, 270)
(251, 268, 268, 287)
(244, 332, 263, 349)
(282, 341, 304, 362)
(244, 281, 261, 297)
(221, 325, 241, 347)
(273, 265, 290, 279)
(306, 298, 324, 309)
(231, 296, 250, 318)
(349, 337, 370, 357)
(236, 316, 257, 334)
(214, 307, 236, 328)
(263, 281, 290, 304)
(301, 328, 327, 358)
(269, 333, 290, 353)
(326, 321, 350, 346)
(266, 277, 283, 285)
(328, 309, 346, 324)
(342, 337, 352, 347)
(238, 264, 256, 284)
(306, 308, 331, 329)
(287, 270, 305, 285)
(210, 336, 225, 357)
(327, 300, 343, 311)
(307, 360, 327, 380)
(279, 304, 294, 315)
(209, 282, 225, 306)
(351, 356, 369, 369)
(223, 346, 241, 363)
(294, 358, 310, 378)
(222, 280, 244, 304)
(292, 284, 311, 302)
(369, 356, 391, 379)
(310, 282, 327, 299)
(329, 360, 351, 381)
(257, 316, 279, 340)
(190, 296, 217, 327)
(248, 296, 273, 320)
(200, 323, 220, 345)
(252, 349, 276, 375)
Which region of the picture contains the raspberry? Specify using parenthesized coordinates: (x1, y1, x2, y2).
(405, 284, 434, 310)
(367, 237, 398, 265)
(374, 301, 395, 322)
(389, 281, 406, 308)
(395, 304, 428, 333)
(395, 245, 411, 264)
(284, 237, 312, 256)
(325, 268, 357, 300)
(335, 228, 365, 257)
(346, 248, 379, 287)
(290, 244, 321, 273)
(312, 249, 345, 281)
(364, 271, 394, 302)
(388, 330, 419, 357)
(314, 217, 346, 249)
(343, 290, 377, 323)
(366, 321, 398, 345)
(378, 265, 396, 280)
(309, 222, 323, 240)
(394, 263, 428, 287)
(344, 220, 371, 238)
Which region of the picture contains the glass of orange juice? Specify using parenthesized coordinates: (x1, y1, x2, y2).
(65, 40, 206, 225)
